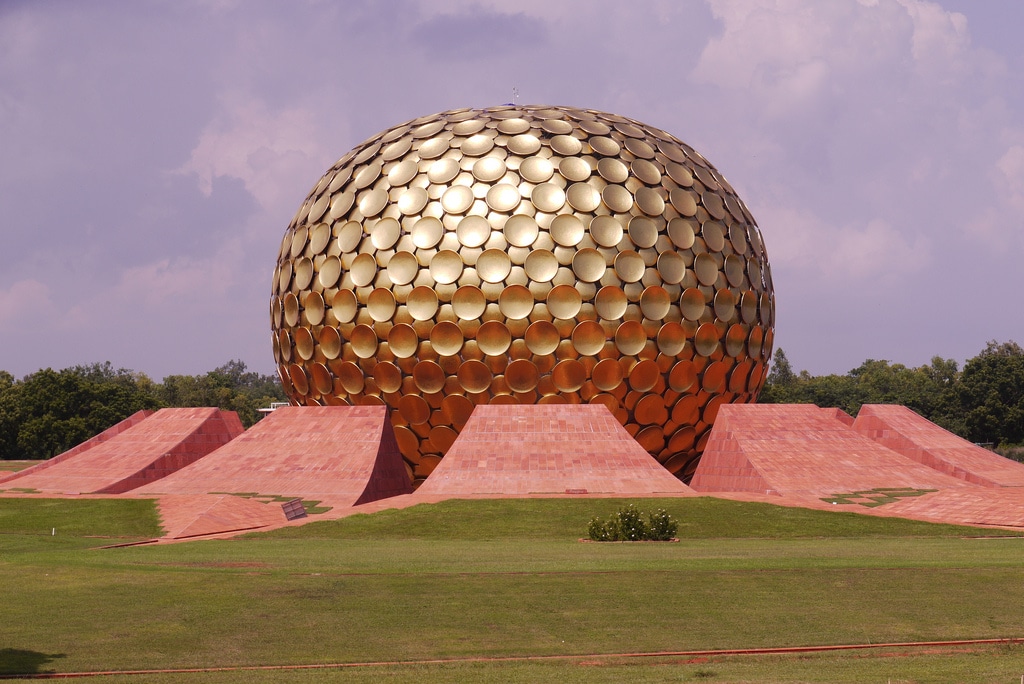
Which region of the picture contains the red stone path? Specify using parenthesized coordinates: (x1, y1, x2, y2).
(146, 494, 290, 540)
(0, 408, 243, 495)
(853, 404, 1024, 487)
(416, 404, 693, 497)
(133, 406, 412, 509)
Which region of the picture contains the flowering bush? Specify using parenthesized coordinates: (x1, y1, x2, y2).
(587, 505, 677, 541)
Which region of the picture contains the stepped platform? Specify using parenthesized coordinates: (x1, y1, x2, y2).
(690, 404, 967, 497)
(415, 404, 693, 498)
(853, 404, 1024, 487)
(133, 406, 412, 508)
(0, 408, 243, 494)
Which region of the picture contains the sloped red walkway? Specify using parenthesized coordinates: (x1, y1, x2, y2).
(0, 408, 243, 494)
(148, 494, 290, 540)
(690, 404, 968, 496)
(415, 404, 693, 498)
(0, 410, 153, 485)
(853, 404, 1024, 488)
(133, 406, 412, 508)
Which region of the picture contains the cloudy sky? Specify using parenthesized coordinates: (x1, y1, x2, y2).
(2, 0, 1022, 381)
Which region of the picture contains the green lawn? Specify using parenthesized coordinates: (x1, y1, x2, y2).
(0, 497, 1022, 682)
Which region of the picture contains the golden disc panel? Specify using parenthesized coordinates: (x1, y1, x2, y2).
(551, 359, 586, 392)
(504, 214, 539, 247)
(486, 184, 521, 212)
(566, 182, 601, 212)
(505, 359, 539, 393)
(640, 286, 672, 321)
(451, 285, 486, 319)
(519, 156, 554, 183)
(614, 251, 646, 283)
(592, 358, 624, 391)
(477, 320, 512, 355)
(273, 105, 774, 484)
(429, 250, 464, 284)
(388, 324, 419, 358)
(399, 394, 431, 425)
(318, 326, 342, 359)
(571, 320, 606, 356)
(547, 284, 582, 319)
(368, 288, 397, 322)
(595, 286, 628, 320)
(319, 255, 342, 288)
(387, 251, 419, 285)
(473, 156, 506, 182)
(373, 361, 403, 393)
(294, 327, 315, 360)
(457, 359, 492, 393)
(430, 321, 464, 356)
(532, 183, 566, 213)
(331, 289, 358, 323)
(572, 248, 607, 282)
(477, 249, 512, 283)
(629, 359, 660, 392)
(407, 286, 439, 321)
(413, 360, 446, 394)
(590, 215, 623, 247)
(524, 250, 558, 282)
(615, 320, 647, 356)
(524, 320, 560, 355)
(550, 214, 585, 247)
(499, 285, 534, 320)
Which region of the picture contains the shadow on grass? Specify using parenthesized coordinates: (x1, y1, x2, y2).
(0, 648, 66, 675)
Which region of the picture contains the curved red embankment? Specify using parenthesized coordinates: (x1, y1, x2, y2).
(0, 410, 153, 485)
(416, 404, 693, 498)
(854, 404, 1024, 488)
(0, 408, 243, 494)
(133, 406, 412, 508)
(690, 404, 969, 496)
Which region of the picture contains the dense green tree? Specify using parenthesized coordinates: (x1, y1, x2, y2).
(955, 341, 1024, 447)
(0, 365, 160, 459)
(156, 360, 286, 428)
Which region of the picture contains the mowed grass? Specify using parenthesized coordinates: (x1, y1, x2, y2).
(1, 496, 1023, 682)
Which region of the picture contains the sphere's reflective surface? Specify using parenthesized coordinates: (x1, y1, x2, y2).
(271, 105, 774, 484)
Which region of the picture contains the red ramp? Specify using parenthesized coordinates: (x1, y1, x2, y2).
(0, 410, 154, 485)
(0, 408, 243, 494)
(690, 404, 967, 496)
(133, 406, 412, 508)
(853, 404, 1024, 487)
(415, 405, 693, 497)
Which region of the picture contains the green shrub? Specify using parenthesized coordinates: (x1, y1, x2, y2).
(587, 505, 677, 541)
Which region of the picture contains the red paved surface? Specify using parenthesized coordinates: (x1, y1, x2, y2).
(150, 494, 290, 539)
(0, 408, 243, 494)
(415, 404, 693, 497)
(690, 404, 968, 496)
(0, 410, 154, 485)
(133, 406, 412, 508)
(853, 404, 1024, 487)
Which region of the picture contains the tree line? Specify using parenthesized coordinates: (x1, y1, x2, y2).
(760, 340, 1024, 457)
(0, 361, 287, 460)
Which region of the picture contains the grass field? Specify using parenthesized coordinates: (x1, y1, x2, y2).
(0, 496, 1022, 682)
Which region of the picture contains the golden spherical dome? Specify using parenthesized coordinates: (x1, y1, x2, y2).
(271, 105, 774, 484)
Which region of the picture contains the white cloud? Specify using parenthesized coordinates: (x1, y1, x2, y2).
(177, 92, 336, 215)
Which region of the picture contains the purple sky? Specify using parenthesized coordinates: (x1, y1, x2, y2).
(2, 0, 1023, 380)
